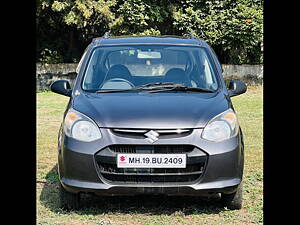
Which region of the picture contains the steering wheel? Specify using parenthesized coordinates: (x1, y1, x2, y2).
(101, 78, 135, 89)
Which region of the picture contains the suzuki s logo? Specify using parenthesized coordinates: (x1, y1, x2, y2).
(144, 130, 159, 143)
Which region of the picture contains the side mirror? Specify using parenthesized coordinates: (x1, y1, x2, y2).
(50, 80, 72, 97)
(227, 80, 247, 97)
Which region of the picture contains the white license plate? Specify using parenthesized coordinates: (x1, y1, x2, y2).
(117, 154, 186, 168)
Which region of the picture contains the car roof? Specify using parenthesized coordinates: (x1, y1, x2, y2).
(91, 35, 207, 47)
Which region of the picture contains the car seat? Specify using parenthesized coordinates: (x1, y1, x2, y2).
(105, 64, 132, 81)
(164, 68, 191, 86)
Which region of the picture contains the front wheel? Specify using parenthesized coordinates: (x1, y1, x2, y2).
(59, 183, 81, 210)
(221, 181, 243, 210)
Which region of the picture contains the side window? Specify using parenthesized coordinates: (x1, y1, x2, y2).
(194, 49, 218, 90)
(83, 50, 97, 85)
(76, 49, 88, 74)
(202, 54, 217, 89)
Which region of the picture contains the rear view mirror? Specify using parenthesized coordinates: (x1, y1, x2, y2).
(228, 80, 247, 97)
(137, 51, 161, 59)
(50, 80, 72, 97)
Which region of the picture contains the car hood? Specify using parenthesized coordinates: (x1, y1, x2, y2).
(72, 91, 230, 129)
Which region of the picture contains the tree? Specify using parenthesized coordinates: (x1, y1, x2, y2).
(37, 0, 65, 63)
(110, 0, 174, 36)
(36, 0, 263, 64)
(172, 0, 263, 64)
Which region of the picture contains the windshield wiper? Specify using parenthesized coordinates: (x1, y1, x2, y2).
(96, 82, 179, 93)
(96, 82, 214, 93)
(147, 84, 215, 93)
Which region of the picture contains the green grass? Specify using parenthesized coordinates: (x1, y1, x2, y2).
(37, 86, 263, 225)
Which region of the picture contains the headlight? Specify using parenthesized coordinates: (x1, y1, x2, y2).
(64, 109, 102, 142)
(202, 109, 239, 142)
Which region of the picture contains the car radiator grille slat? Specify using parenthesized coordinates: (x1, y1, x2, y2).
(109, 145, 194, 154)
(95, 145, 207, 184)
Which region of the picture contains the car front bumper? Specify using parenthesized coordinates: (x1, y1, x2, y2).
(58, 128, 244, 196)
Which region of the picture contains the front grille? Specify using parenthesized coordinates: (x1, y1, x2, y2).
(101, 173, 201, 183)
(110, 145, 194, 154)
(95, 145, 207, 184)
(112, 128, 192, 139)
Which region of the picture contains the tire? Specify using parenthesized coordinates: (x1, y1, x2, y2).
(221, 181, 243, 210)
(59, 183, 81, 210)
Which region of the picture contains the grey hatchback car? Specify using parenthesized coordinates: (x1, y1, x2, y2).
(50, 34, 247, 210)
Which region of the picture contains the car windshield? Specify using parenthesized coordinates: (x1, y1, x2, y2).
(82, 45, 219, 92)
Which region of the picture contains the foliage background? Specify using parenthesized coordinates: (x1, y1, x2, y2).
(36, 0, 263, 64)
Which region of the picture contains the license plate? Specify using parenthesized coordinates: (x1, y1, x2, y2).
(117, 154, 186, 168)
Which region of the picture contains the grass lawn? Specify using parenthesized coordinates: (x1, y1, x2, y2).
(37, 86, 263, 225)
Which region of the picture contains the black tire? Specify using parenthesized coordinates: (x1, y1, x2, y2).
(59, 183, 81, 210)
(221, 182, 243, 210)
